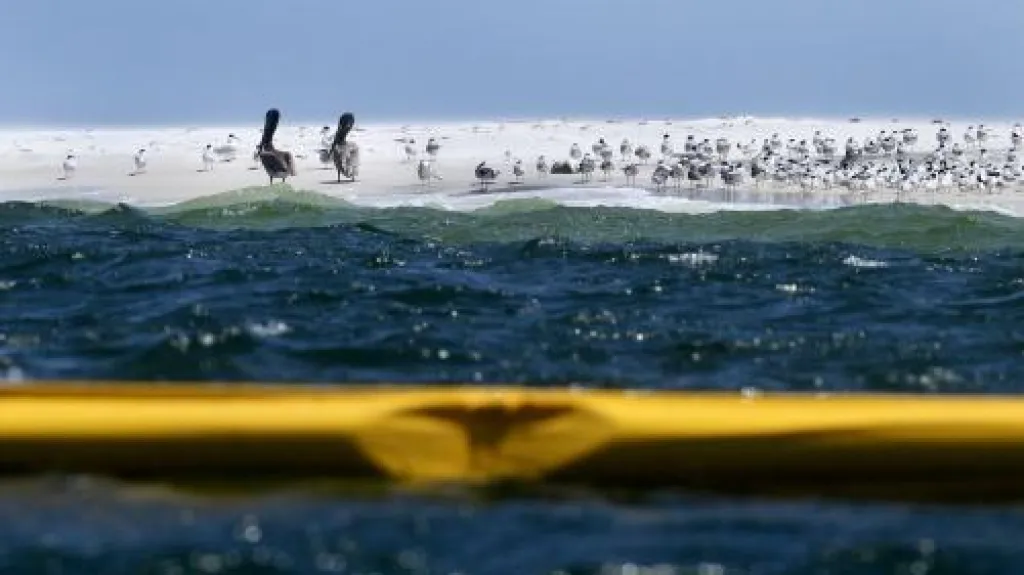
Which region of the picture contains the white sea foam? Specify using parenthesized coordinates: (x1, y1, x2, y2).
(1, 116, 1023, 217)
(843, 255, 889, 268)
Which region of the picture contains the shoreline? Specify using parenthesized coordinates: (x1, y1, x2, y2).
(1, 115, 1022, 217)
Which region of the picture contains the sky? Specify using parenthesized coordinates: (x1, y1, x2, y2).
(1, 0, 1021, 126)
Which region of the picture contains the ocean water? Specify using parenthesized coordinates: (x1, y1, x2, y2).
(3, 186, 1024, 573)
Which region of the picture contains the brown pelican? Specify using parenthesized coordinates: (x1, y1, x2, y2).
(329, 112, 359, 182)
(256, 108, 296, 184)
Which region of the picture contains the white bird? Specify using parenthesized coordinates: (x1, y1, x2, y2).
(318, 126, 334, 167)
(634, 145, 652, 164)
(425, 138, 441, 160)
(623, 163, 639, 186)
(513, 159, 525, 182)
(578, 154, 595, 182)
(620, 138, 633, 160)
(213, 134, 242, 161)
(131, 148, 147, 175)
(202, 144, 216, 171)
(60, 153, 77, 180)
(403, 139, 417, 162)
(535, 155, 549, 177)
(417, 159, 442, 186)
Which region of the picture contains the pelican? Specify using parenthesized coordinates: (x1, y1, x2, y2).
(328, 112, 358, 182)
(256, 108, 296, 184)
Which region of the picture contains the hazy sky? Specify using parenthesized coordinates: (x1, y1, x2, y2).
(2, 0, 1021, 125)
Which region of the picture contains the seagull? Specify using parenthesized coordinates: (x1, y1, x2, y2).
(660, 134, 673, 157)
(634, 145, 652, 164)
(425, 137, 441, 160)
(623, 163, 639, 186)
(202, 144, 216, 171)
(60, 153, 77, 180)
(475, 161, 499, 190)
(417, 158, 442, 186)
(535, 155, 549, 177)
(513, 159, 525, 183)
(131, 148, 147, 175)
(213, 134, 242, 161)
(620, 138, 633, 160)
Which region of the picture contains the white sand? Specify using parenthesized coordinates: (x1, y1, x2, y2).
(1, 116, 1022, 216)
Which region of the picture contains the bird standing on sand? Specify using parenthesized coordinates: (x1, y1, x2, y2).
(425, 138, 441, 161)
(651, 161, 669, 190)
(623, 163, 638, 186)
(660, 134, 673, 157)
(417, 159, 442, 186)
(202, 144, 216, 171)
(213, 134, 241, 162)
(513, 159, 525, 183)
(256, 108, 297, 184)
(634, 145, 652, 165)
(131, 148, 147, 175)
(475, 161, 499, 190)
(329, 112, 358, 182)
(403, 139, 417, 162)
(535, 155, 549, 177)
(60, 153, 77, 180)
(579, 154, 595, 183)
(318, 126, 334, 166)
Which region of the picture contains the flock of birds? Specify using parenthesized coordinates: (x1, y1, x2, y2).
(52, 112, 1024, 202)
(450, 122, 1024, 198)
(56, 111, 362, 183)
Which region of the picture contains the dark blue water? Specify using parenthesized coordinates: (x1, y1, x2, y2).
(3, 190, 1024, 573)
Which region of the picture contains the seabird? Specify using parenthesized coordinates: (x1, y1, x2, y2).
(60, 153, 77, 180)
(513, 159, 525, 183)
(425, 138, 441, 159)
(475, 161, 499, 190)
(131, 148, 147, 175)
(329, 112, 358, 182)
(535, 155, 549, 177)
(202, 144, 216, 171)
(256, 108, 296, 184)
(417, 158, 441, 186)
(623, 163, 638, 186)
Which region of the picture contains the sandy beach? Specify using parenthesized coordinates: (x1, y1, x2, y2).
(2, 115, 1022, 216)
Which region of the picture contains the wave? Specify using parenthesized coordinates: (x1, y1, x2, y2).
(2, 184, 1023, 252)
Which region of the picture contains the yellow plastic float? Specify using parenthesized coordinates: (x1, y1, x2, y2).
(3, 383, 1024, 501)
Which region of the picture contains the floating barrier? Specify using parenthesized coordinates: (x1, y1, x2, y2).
(4, 384, 1024, 501)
